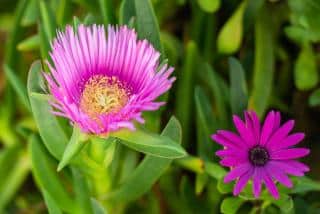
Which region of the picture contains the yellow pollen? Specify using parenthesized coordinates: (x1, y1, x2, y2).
(80, 75, 129, 120)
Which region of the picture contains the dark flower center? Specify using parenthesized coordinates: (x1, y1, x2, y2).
(249, 146, 269, 166)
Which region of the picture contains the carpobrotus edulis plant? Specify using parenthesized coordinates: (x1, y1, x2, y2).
(212, 110, 310, 199)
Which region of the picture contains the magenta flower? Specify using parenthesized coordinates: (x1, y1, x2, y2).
(44, 24, 175, 134)
(212, 110, 310, 199)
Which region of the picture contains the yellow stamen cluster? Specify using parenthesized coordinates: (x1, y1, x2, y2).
(80, 75, 129, 120)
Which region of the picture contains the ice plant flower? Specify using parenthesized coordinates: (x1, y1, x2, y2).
(212, 110, 310, 199)
(44, 24, 175, 134)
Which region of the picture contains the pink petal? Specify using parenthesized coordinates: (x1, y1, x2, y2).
(268, 161, 306, 176)
(220, 157, 246, 167)
(260, 111, 275, 146)
(211, 133, 240, 149)
(224, 163, 251, 183)
(270, 133, 305, 151)
(263, 172, 279, 199)
(248, 111, 261, 143)
(233, 115, 255, 146)
(285, 160, 309, 172)
(266, 120, 295, 148)
(266, 163, 293, 188)
(233, 168, 253, 196)
(271, 148, 310, 160)
(273, 111, 281, 132)
(252, 167, 263, 198)
(215, 149, 247, 159)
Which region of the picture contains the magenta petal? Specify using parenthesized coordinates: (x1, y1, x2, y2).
(233, 168, 253, 196)
(268, 161, 305, 176)
(233, 115, 255, 145)
(266, 164, 293, 188)
(273, 111, 281, 132)
(260, 111, 275, 146)
(252, 167, 263, 198)
(217, 130, 249, 148)
(285, 160, 310, 172)
(211, 133, 241, 149)
(263, 172, 279, 199)
(266, 120, 295, 148)
(224, 163, 251, 183)
(215, 149, 247, 159)
(220, 157, 246, 167)
(248, 111, 260, 142)
(271, 148, 310, 160)
(270, 133, 305, 151)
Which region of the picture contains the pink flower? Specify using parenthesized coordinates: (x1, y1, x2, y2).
(212, 110, 310, 199)
(44, 24, 175, 134)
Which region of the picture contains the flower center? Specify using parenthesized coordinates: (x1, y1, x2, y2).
(249, 146, 269, 166)
(80, 75, 130, 119)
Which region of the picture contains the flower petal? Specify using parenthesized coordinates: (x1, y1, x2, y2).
(252, 167, 263, 198)
(233, 168, 253, 196)
(271, 148, 310, 160)
(266, 120, 295, 148)
(260, 111, 275, 146)
(248, 111, 260, 143)
(220, 157, 247, 167)
(233, 115, 255, 146)
(224, 163, 251, 183)
(263, 172, 279, 199)
(268, 161, 306, 176)
(266, 163, 293, 188)
(270, 133, 305, 151)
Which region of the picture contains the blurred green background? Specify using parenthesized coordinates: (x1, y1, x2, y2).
(1, 0, 320, 213)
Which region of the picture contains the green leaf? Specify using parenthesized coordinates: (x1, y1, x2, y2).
(4, 0, 28, 68)
(110, 125, 186, 158)
(4, 64, 30, 110)
(309, 88, 320, 106)
(98, 0, 115, 25)
(294, 43, 318, 90)
(273, 194, 294, 213)
(27, 61, 68, 159)
(174, 156, 204, 174)
(0, 148, 30, 211)
(43, 190, 63, 214)
(72, 168, 94, 214)
(39, 0, 56, 42)
(291, 176, 320, 193)
(195, 87, 218, 161)
(91, 198, 107, 214)
(228, 57, 248, 115)
(120, 0, 136, 25)
(221, 197, 245, 214)
(17, 34, 40, 51)
(204, 162, 226, 180)
(29, 134, 74, 213)
(134, 0, 163, 54)
(21, 0, 38, 27)
(175, 41, 198, 146)
(106, 116, 182, 202)
(217, 178, 233, 194)
(249, 5, 275, 117)
(197, 0, 220, 13)
(217, 0, 247, 54)
(201, 63, 229, 128)
(58, 127, 86, 171)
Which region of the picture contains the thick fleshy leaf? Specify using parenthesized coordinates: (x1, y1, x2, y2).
(220, 197, 245, 214)
(217, 0, 246, 54)
(27, 61, 68, 159)
(197, 0, 220, 13)
(134, 0, 163, 54)
(29, 134, 74, 213)
(294, 43, 318, 90)
(58, 127, 86, 171)
(111, 124, 186, 159)
(119, 0, 135, 25)
(4, 64, 30, 110)
(249, 6, 275, 117)
(106, 116, 182, 202)
(72, 168, 94, 214)
(204, 161, 227, 180)
(228, 57, 248, 115)
(43, 190, 63, 214)
(17, 34, 40, 51)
